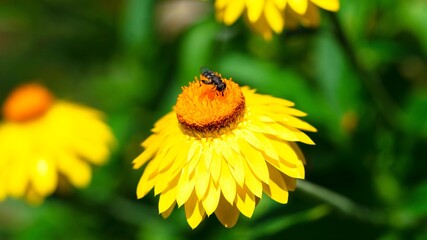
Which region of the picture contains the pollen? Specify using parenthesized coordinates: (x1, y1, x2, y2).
(2, 83, 54, 123)
(175, 76, 245, 136)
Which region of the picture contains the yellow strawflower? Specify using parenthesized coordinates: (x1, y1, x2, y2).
(0, 83, 115, 203)
(215, 0, 340, 40)
(133, 70, 316, 228)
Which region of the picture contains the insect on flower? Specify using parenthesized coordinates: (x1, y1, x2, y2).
(199, 67, 226, 95)
(133, 71, 317, 228)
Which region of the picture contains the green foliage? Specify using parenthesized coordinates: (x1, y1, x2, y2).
(1, 0, 427, 239)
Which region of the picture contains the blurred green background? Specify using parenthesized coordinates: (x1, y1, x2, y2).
(1, 0, 427, 239)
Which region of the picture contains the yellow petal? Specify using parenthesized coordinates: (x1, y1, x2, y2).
(157, 140, 191, 188)
(296, 161, 305, 179)
(152, 112, 176, 132)
(210, 147, 222, 183)
(273, 0, 286, 10)
(219, 157, 236, 205)
(132, 146, 155, 169)
(246, 0, 264, 22)
(159, 184, 177, 214)
(175, 142, 195, 172)
(269, 123, 314, 144)
(195, 160, 210, 199)
(214, 195, 240, 228)
(202, 180, 221, 216)
(30, 158, 57, 197)
(73, 140, 110, 165)
(266, 138, 305, 179)
(154, 172, 176, 196)
(161, 202, 176, 219)
(156, 141, 181, 173)
(6, 156, 29, 197)
(235, 186, 256, 218)
(251, 133, 279, 159)
(0, 181, 5, 201)
(223, 0, 246, 25)
(247, 120, 298, 142)
(288, 0, 308, 15)
(284, 107, 308, 117)
(223, 134, 240, 154)
(310, 0, 339, 11)
(264, 165, 289, 203)
(220, 139, 245, 186)
(289, 142, 307, 164)
(227, 156, 245, 187)
(218, 137, 234, 161)
(247, 93, 294, 107)
(244, 14, 274, 40)
(276, 160, 304, 179)
(279, 115, 317, 132)
(25, 188, 44, 205)
(187, 140, 202, 162)
(286, 126, 315, 145)
(243, 160, 263, 198)
(215, 8, 225, 22)
(176, 167, 195, 206)
(299, 2, 320, 27)
(203, 144, 213, 170)
(187, 141, 203, 175)
(283, 175, 297, 191)
(140, 132, 156, 147)
(136, 162, 157, 198)
(215, 0, 229, 9)
(0, 164, 6, 200)
(71, 116, 114, 163)
(185, 192, 206, 229)
(237, 138, 269, 184)
(56, 152, 91, 188)
(239, 129, 262, 149)
(264, 0, 284, 33)
(269, 137, 299, 166)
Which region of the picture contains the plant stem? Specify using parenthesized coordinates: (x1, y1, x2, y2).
(297, 180, 388, 226)
(249, 204, 332, 238)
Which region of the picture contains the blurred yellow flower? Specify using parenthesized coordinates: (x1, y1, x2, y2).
(0, 83, 115, 203)
(215, 0, 340, 40)
(133, 71, 316, 228)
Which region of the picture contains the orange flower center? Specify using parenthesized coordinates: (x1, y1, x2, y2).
(175, 75, 245, 136)
(2, 83, 54, 123)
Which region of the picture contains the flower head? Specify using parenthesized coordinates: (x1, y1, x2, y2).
(133, 71, 316, 228)
(0, 83, 115, 203)
(215, 0, 340, 40)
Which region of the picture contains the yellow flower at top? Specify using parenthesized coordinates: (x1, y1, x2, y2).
(0, 83, 115, 203)
(215, 0, 340, 40)
(133, 69, 316, 228)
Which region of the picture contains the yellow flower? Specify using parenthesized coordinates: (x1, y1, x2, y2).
(215, 0, 340, 40)
(133, 71, 316, 228)
(0, 83, 115, 203)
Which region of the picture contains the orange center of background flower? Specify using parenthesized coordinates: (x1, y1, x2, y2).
(2, 83, 54, 122)
(176, 76, 245, 134)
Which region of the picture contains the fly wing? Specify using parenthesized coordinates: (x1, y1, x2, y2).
(199, 66, 211, 74)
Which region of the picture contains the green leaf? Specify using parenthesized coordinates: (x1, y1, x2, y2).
(217, 52, 338, 145)
(389, 180, 427, 230)
(400, 90, 427, 137)
(401, 181, 427, 220)
(313, 29, 363, 140)
(398, 0, 427, 55)
(121, 0, 154, 55)
(178, 20, 223, 86)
